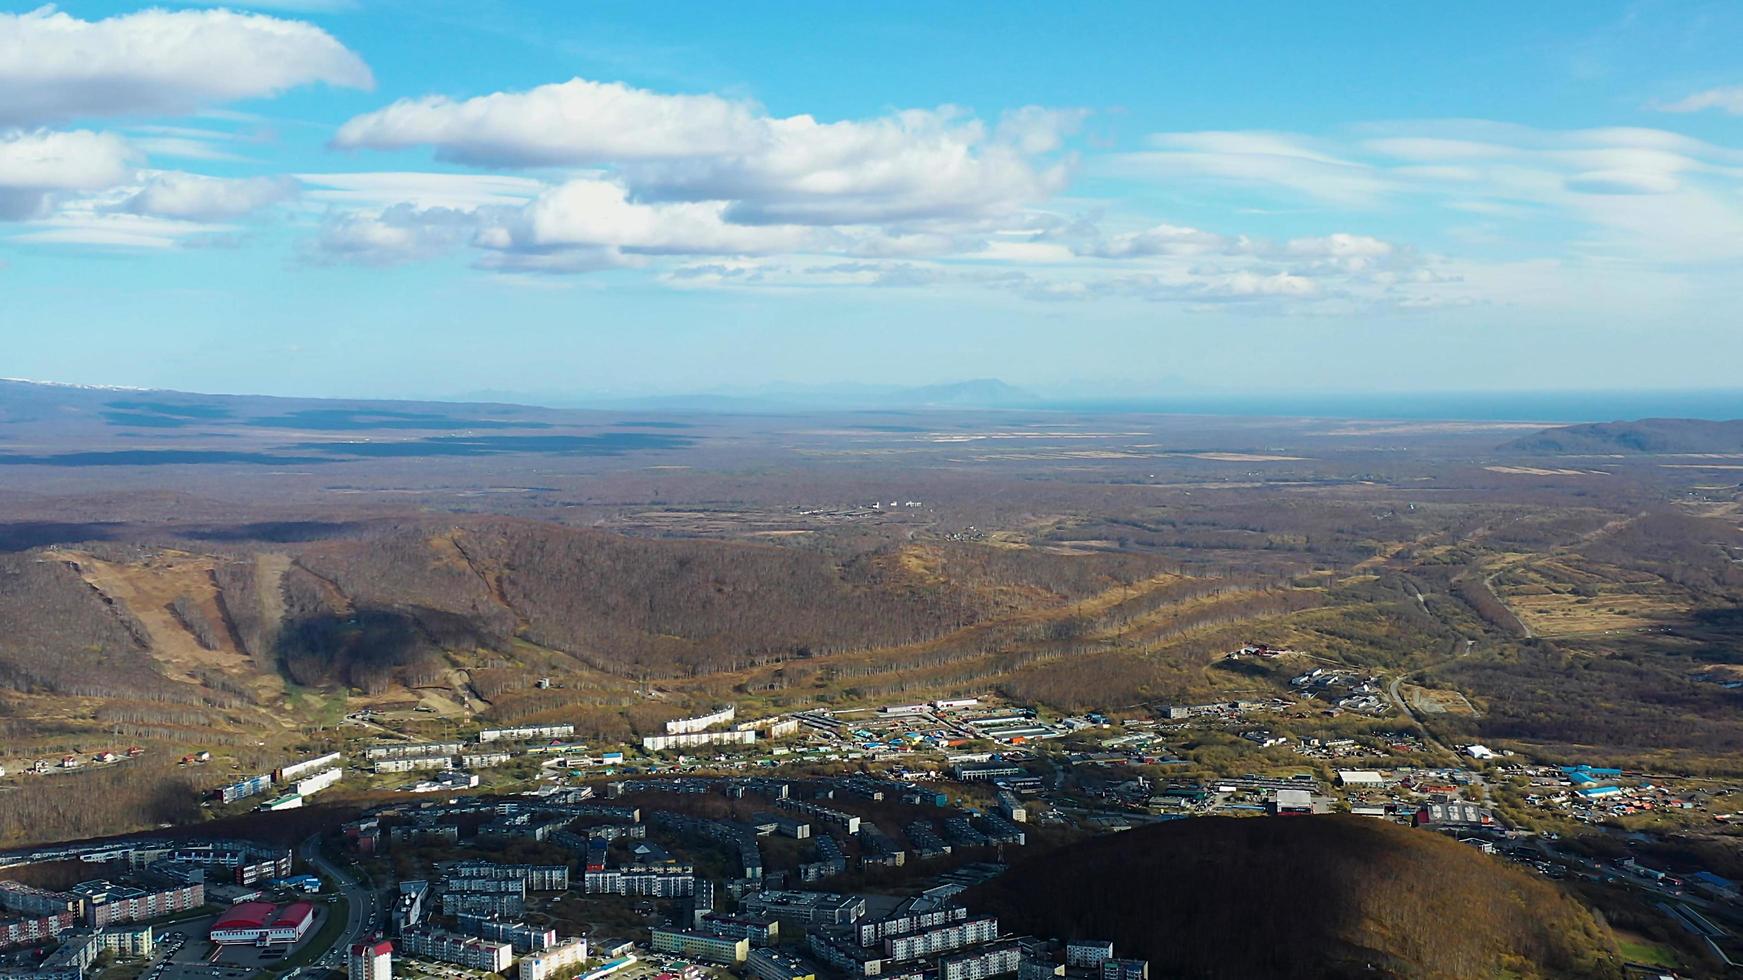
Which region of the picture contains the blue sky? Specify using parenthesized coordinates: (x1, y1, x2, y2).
(3, 1, 1742, 401)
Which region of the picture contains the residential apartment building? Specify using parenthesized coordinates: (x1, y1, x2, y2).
(650, 928, 749, 965)
(518, 937, 589, 980)
(395, 931, 513, 973)
(349, 940, 393, 980)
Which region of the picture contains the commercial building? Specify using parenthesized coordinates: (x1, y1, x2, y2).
(349, 939, 393, 980)
(1269, 789, 1315, 816)
(650, 928, 749, 965)
(396, 930, 513, 973)
(209, 901, 315, 945)
(518, 937, 589, 980)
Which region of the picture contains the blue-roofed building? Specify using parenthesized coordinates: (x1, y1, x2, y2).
(1690, 871, 1740, 901)
(1561, 766, 1623, 785)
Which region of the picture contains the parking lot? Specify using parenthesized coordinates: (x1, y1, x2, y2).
(141, 905, 331, 980)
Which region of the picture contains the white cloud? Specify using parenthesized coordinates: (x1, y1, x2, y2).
(0, 128, 137, 219)
(1082, 223, 1226, 258)
(9, 210, 224, 248)
(121, 172, 297, 219)
(332, 78, 763, 165)
(628, 109, 1072, 226)
(483, 177, 816, 257)
(1659, 85, 1743, 116)
(335, 76, 1074, 226)
(1112, 131, 1389, 206)
(297, 172, 546, 210)
(312, 204, 478, 265)
(0, 6, 372, 127)
(1110, 120, 1743, 264)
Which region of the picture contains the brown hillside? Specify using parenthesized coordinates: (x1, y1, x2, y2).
(964, 816, 1620, 980)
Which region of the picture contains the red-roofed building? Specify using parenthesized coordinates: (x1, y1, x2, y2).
(210, 901, 316, 945)
(270, 902, 315, 943)
(350, 939, 393, 980)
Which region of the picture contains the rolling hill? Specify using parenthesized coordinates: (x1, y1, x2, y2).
(964, 815, 1620, 980)
(1504, 418, 1743, 454)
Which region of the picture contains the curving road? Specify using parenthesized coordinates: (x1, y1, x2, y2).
(300, 834, 379, 973)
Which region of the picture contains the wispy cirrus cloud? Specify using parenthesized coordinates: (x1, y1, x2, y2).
(1658, 85, 1743, 116)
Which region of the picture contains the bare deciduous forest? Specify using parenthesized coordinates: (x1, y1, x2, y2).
(0, 382, 1739, 848)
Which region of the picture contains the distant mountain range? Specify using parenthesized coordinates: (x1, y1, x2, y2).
(1504, 418, 1743, 454)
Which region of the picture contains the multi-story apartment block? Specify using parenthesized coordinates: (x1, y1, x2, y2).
(650, 928, 749, 965)
(395, 931, 513, 973)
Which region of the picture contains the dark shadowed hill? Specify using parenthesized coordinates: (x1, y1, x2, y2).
(1503, 418, 1743, 453)
(964, 816, 1620, 980)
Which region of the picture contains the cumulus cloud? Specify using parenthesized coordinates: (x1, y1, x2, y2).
(0, 128, 137, 219)
(0, 5, 373, 127)
(479, 177, 817, 258)
(334, 76, 1074, 226)
(333, 78, 761, 165)
(1081, 223, 1226, 258)
(313, 203, 480, 265)
(628, 109, 1072, 226)
(121, 172, 297, 219)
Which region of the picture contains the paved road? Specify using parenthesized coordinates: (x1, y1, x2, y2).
(300, 834, 378, 972)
